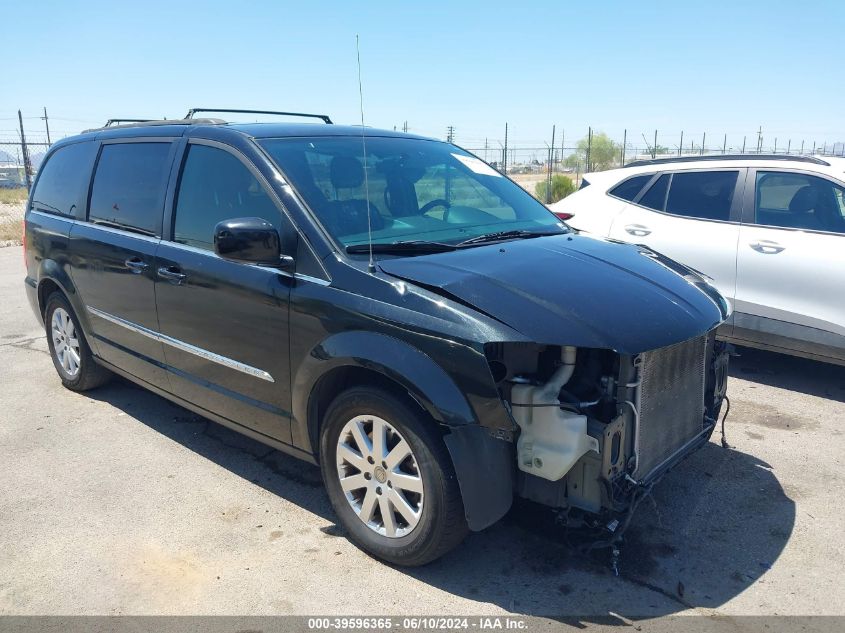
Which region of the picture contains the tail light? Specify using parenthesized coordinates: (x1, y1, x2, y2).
(554, 211, 574, 221)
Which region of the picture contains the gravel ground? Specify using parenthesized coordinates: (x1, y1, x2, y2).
(0, 201, 25, 247)
(0, 245, 843, 619)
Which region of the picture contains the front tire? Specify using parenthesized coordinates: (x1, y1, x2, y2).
(44, 292, 111, 391)
(320, 387, 468, 566)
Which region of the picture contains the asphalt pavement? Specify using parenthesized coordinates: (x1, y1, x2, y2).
(1, 245, 843, 618)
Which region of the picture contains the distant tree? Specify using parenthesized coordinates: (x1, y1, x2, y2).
(535, 174, 576, 204)
(564, 132, 619, 172)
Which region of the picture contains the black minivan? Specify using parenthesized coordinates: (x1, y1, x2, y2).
(24, 110, 730, 565)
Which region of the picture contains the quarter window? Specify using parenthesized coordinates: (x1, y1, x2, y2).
(639, 174, 670, 211)
(31, 142, 97, 217)
(610, 174, 653, 202)
(89, 143, 172, 235)
(173, 144, 280, 250)
(755, 171, 845, 234)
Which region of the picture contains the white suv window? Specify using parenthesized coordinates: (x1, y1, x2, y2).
(637, 171, 737, 222)
(755, 171, 845, 234)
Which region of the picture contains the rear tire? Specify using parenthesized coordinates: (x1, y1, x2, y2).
(320, 387, 468, 566)
(44, 292, 111, 391)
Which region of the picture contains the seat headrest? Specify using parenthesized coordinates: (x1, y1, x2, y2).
(330, 156, 365, 189)
(789, 186, 819, 213)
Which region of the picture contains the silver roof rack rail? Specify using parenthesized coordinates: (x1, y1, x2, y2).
(185, 107, 333, 124)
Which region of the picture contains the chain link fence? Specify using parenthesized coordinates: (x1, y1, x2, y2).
(4, 109, 845, 208)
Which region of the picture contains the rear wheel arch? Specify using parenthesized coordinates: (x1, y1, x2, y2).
(35, 264, 93, 339)
(37, 278, 61, 317)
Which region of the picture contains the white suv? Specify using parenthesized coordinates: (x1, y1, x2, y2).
(550, 155, 845, 365)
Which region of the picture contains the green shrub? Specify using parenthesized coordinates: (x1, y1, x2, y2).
(535, 174, 576, 203)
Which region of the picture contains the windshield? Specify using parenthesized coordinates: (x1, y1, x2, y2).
(259, 136, 565, 249)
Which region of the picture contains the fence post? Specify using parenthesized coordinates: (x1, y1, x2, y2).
(586, 127, 592, 172)
(621, 129, 627, 166)
(546, 145, 552, 203)
(18, 110, 33, 190)
(700, 132, 705, 155)
(679, 131, 683, 156)
(653, 129, 657, 158)
(503, 122, 508, 174)
(723, 133, 727, 154)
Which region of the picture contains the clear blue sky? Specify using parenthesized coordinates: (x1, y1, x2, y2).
(2, 0, 844, 152)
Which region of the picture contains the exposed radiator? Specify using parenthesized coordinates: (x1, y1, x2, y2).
(634, 334, 708, 479)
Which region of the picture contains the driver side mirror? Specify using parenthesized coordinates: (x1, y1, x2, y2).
(214, 217, 291, 268)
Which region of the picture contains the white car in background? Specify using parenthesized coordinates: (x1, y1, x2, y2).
(550, 155, 845, 365)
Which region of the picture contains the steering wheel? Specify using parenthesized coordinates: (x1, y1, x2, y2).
(419, 199, 450, 215)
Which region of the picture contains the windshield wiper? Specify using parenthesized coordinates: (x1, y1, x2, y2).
(346, 240, 458, 254)
(456, 229, 564, 247)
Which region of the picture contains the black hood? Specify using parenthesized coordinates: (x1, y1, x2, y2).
(378, 233, 729, 355)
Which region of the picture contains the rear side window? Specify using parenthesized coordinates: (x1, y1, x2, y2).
(665, 171, 737, 221)
(610, 174, 653, 202)
(89, 143, 172, 235)
(173, 144, 281, 250)
(31, 142, 97, 217)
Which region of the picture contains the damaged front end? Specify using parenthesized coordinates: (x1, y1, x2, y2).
(486, 331, 729, 532)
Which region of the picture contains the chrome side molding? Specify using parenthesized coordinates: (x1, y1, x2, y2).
(87, 306, 275, 383)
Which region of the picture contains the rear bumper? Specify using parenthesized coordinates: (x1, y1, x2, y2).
(24, 276, 42, 326)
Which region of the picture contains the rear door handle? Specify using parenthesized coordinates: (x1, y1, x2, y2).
(624, 224, 652, 237)
(157, 266, 187, 284)
(750, 240, 785, 254)
(124, 257, 148, 274)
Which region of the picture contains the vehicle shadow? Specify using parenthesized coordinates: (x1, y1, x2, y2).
(86, 376, 794, 619)
(407, 440, 793, 618)
(730, 345, 845, 403)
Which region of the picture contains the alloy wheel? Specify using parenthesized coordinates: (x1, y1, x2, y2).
(51, 307, 81, 378)
(335, 415, 425, 538)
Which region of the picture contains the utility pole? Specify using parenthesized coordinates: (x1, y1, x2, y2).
(774, 138, 778, 154)
(653, 129, 657, 158)
(723, 133, 727, 154)
(18, 110, 33, 190)
(403, 121, 408, 133)
(446, 125, 455, 143)
(560, 129, 565, 166)
(700, 132, 706, 155)
(757, 126, 763, 153)
(742, 136, 746, 153)
(800, 140, 804, 155)
(787, 139, 791, 154)
(679, 131, 684, 156)
(41, 107, 52, 146)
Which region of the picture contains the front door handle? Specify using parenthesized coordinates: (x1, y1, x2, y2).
(624, 223, 652, 237)
(124, 257, 148, 274)
(750, 240, 785, 254)
(157, 266, 187, 284)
